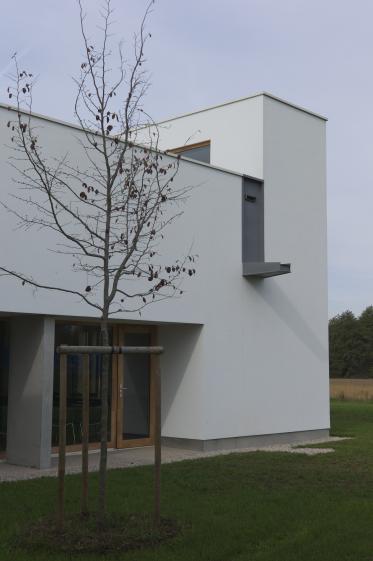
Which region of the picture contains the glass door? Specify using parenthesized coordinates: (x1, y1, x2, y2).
(116, 326, 155, 448)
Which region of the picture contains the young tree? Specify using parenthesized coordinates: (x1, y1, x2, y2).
(1, 0, 195, 521)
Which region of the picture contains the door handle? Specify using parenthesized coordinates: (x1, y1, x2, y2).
(119, 384, 128, 398)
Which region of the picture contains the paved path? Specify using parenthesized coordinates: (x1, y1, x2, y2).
(0, 436, 347, 482)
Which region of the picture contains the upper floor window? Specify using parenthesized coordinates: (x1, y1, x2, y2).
(168, 140, 210, 164)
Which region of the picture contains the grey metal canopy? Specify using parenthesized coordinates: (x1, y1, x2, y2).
(242, 177, 291, 279)
(242, 262, 291, 278)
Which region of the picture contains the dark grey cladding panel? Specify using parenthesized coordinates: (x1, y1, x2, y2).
(242, 177, 264, 263)
(243, 262, 291, 278)
(242, 177, 291, 279)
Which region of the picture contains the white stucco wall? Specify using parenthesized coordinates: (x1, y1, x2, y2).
(141, 94, 264, 179)
(0, 106, 240, 325)
(0, 94, 329, 443)
(150, 94, 330, 440)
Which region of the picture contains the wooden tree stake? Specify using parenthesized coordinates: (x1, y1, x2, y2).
(81, 354, 90, 516)
(154, 355, 161, 527)
(58, 353, 67, 529)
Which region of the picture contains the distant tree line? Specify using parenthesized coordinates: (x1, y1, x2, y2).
(329, 306, 373, 378)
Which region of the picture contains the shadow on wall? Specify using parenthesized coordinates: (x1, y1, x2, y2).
(158, 324, 202, 425)
(250, 279, 328, 364)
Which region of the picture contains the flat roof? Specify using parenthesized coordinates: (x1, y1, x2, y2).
(0, 102, 92, 135)
(157, 91, 328, 124)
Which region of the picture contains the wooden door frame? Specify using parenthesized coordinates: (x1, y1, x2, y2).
(115, 324, 156, 449)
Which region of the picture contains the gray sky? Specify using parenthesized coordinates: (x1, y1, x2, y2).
(0, 0, 371, 318)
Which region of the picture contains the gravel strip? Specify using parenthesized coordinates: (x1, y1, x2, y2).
(0, 436, 350, 482)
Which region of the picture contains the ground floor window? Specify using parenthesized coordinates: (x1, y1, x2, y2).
(53, 322, 155, 450)
(0, 321, 10, 452)
(52, 323, 113, 447)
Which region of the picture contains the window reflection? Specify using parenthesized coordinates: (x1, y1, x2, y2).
(53, 323, 112, 446)
(169, 141, 211, 164)
(122, 333, 151, 440)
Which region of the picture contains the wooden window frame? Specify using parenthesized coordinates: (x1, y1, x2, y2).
(167, 139, 211, 156)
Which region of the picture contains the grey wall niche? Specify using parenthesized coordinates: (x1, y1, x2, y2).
(242, 177, 291, 278)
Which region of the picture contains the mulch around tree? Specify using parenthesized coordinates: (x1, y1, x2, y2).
(15, 512, 181, 555)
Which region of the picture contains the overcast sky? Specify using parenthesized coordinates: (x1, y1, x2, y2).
(0, 0, 371, 318)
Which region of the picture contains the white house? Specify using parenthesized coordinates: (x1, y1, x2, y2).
(0, 92, 329, 468)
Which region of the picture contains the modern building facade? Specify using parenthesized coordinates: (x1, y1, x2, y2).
(0, 92, 329, 468)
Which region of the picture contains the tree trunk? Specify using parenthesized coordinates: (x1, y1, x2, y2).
(98, 320, 110, 524)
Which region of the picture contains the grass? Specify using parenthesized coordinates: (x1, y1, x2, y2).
(1, 400, 373, 560)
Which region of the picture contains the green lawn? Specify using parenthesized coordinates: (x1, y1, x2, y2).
(2, 400, 373, 560)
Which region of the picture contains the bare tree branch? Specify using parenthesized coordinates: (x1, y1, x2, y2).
(2, 0, 196, 524)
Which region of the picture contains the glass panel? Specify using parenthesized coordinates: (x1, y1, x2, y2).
(0, 321, 10, 452)
(122, 333, 151, 440)
(53, 324, 112, 446)
(175, 144, 210, 164)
